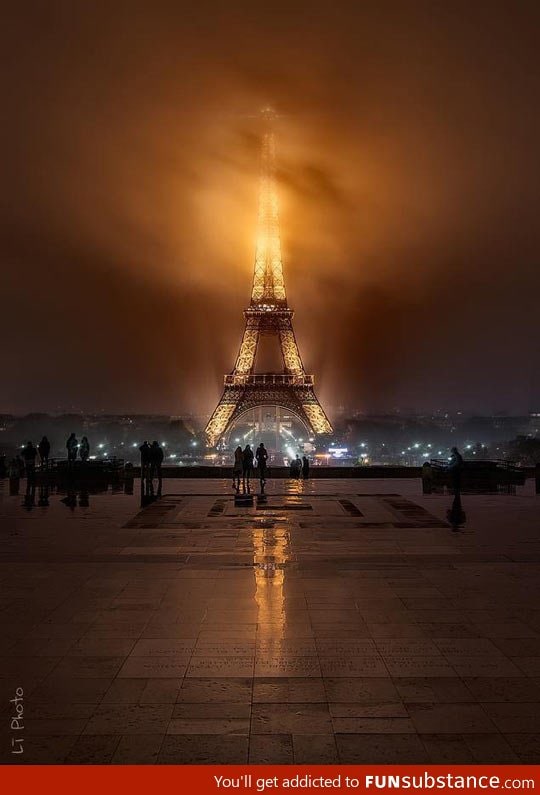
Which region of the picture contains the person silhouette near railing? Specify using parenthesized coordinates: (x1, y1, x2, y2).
(256, 442, 268, 491)
(242, 444, 254, 492)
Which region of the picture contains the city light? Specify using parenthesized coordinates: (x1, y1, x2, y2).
(329, 447, 348, 458)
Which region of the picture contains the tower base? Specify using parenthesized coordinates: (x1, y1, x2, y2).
(205, 377, 332, 447)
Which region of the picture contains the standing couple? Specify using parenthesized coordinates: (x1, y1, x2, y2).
(233, 443, 268, 492)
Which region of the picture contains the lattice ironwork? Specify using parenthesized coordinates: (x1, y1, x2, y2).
(205, 109, 333, 447)
(251, 127, 287, 305)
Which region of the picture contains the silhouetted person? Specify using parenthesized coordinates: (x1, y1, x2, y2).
(80, 436, 90, 462)
(422, 461, 434, 494)
(8, 457, 21, 495)
(256, 443, 268, 487)
(232, 445, 243, 491)
(21, 441, 38, 481)
(448, 446, 464, 495)
(124, 463, 135, 495)
(139, 441, 151, 478)
(66, 433, 78, 463)
(242, 444, 254, 490)
(38, 436, 50, 467)
(289, 456, 302, 479)
(302, 455, 310, 480)
(150, 441, 164, 480)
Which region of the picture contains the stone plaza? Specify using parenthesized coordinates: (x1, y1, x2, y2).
(1, 478, 540, 764)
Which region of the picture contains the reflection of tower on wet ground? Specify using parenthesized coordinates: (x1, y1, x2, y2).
(38, 484, 50, 506)
(447, 492, 467, 530)
(23, 479, 36, 509)
(253, 501, 294, 639)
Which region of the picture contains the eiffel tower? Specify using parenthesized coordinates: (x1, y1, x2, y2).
(205, 108, 333, 447)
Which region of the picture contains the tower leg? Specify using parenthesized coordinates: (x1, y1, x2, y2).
(205, 387, 243, 447)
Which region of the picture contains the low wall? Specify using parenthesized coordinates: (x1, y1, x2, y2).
(134, 465, 423, 479)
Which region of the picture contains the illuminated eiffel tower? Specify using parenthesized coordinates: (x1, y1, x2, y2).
(205, 108, 333, 447)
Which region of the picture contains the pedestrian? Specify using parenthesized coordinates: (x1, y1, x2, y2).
(66, 433, 78, 463)
(448, 446, 464, 495)
(242, 444, 254, 489)
(422, 461, 434, 494)
(139, 441, 151, 478)
(294, 455, 302, 479)
(38, 436, 51, 467)
(14, 454, 25, 477)
(21, 441, 38, 480)
(302, 455, 310, 480)
(232, 445, 243, 491)
(8, 457, 21, 495)
(80, 436, 90, 462)
(150, 441, 164, 479)
(256, 442, 268, 487)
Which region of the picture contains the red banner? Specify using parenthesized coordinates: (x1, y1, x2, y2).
(1, 765, 539, 794)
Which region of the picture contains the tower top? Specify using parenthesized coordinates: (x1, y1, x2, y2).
(260, 105, 278, 122)
(251, 112, 286, 307)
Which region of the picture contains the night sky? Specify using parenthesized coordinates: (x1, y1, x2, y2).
(2, 1, 539, 417)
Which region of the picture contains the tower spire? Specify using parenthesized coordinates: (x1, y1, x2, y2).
(251, 108, 286, 305)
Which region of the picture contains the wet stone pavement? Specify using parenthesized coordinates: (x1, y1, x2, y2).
(1, 477, 540, 764)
